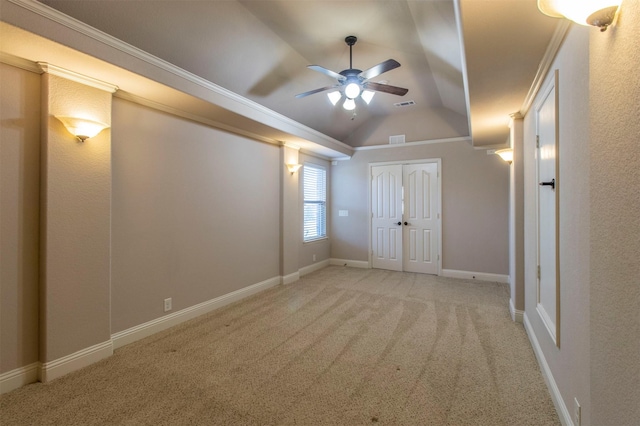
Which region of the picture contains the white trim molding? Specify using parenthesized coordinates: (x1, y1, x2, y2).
(441, 269, 509, 283)
(5, 0, 353, 158)
(111, 276, 280, 350)
(524, 313, 573, 426)
(354, 136, 470, 151)
(299, 259, 330, 277)
(509, 298, 524, 323)
(329, 258, 370, 269)
(0, 363, 39, 394)
(0, 52, 41, 73)
(281, 271, 300, 285)
(37, 62, 118, 93)
(39, 340, 113, 383)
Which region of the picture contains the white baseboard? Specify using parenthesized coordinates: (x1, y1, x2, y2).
(281, 271, 300, 285)
(523, 313, 572, 426)
(329, 258, 370, 269)
(39, 340, 113, 383)
(299, 259, 330, 277)
(441, 269, 509, 283)
(112, 275, 280, 350)
(509, 298, 524, 323)
(0, 362, 39, 394)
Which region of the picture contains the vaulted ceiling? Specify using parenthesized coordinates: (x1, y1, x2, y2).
(19, 0, 561, 149)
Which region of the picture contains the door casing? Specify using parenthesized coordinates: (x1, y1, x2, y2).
(368, 158, 442, 275)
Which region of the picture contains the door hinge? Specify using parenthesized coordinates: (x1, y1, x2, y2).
(537, 265, 541, 279)
(437, 254, 440, 261)
(536, 135, 540, 148)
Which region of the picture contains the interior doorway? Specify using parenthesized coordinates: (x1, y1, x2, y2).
(370, 160, 441, 274)
(535, 71, 560, 347)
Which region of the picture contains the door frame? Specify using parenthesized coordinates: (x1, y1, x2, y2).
(535, 70, 561, 347)
(368, 158, 442, 275)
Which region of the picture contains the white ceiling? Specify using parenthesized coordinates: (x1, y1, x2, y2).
(32, 0, 560, 148)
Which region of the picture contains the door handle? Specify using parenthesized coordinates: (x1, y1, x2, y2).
(404, 222, 408, 226)
(396, 222, 402, 226)
(539, 178, 555, 190)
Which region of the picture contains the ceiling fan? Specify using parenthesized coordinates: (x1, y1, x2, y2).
(296, 36, 408, 110)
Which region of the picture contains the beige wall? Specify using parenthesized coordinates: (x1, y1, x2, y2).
(40, 72, 113, 362)
(111, 98, 281, 333)
(331, 141, 509, 274)
(0, 63, 40, 373)
(522, 23, 591, 425)
(589, 1, 640, 423)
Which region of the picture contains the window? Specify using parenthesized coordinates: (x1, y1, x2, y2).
(303, 163, 326, 242)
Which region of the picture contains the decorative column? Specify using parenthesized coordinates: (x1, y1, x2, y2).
(280, 143, 301, 283)
(509, 114, 525, 322)
(38, 63, 117, 381)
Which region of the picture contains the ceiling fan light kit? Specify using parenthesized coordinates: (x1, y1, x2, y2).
(296, 36, 408, 111)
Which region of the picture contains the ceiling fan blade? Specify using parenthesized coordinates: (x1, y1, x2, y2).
(358, 59, 401, 80)
(364, 81, 408, 96)
(295, 85, 340, 99)
(307, 65, 346, 82)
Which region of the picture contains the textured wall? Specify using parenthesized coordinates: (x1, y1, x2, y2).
(111, 98, 280, 333)
(40, 72, 112, 362)
(0, 63, 41, 373)
(331, 141, 509, 274)
(589, 1, 640, 423)
(523, 24, 591, 425)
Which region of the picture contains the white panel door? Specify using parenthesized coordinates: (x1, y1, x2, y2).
(403, 163, 439, 274)
(371, 165, 403, 271)
(536, 74, 559, 345)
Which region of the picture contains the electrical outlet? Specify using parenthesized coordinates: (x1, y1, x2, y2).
(313, 254, 316, 262)
(573, 398, 581, 426)
(164, 298, 172, 312)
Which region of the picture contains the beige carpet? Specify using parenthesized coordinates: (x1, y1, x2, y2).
(1, 266, 559, 425)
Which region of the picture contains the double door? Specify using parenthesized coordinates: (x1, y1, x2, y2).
(371, 162, 439, 274)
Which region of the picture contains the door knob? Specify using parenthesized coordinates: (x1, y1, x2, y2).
(397, 222, 402, 226)
(404, 222, 408, 226)
(539, 178, 555, 190)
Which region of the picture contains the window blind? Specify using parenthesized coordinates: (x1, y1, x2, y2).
(303, 164, 326, 241)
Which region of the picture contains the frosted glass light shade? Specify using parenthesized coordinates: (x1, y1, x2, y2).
(538, 0, 621, 28)
(327, 91, 342, 106)
(286, 163, 302, 174)
(343, 98, 356, 111)
(496, 148, 514, 164)
(345, 83, 361, 99)
(361, 90, 375, 105)
(56, 116, 109, 141)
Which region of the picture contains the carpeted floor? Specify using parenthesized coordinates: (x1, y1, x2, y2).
(0, 266, 559, 425)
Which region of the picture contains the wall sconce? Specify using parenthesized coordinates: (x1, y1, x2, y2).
(538, 0, 622, 31)
(55, 116, 110, 142)
(287, 164, 303, 175)
(495, 148, 514, 164)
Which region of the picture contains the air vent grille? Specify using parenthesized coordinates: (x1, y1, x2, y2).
(389, 135, 406, 145)
(393, 100, 416, 107)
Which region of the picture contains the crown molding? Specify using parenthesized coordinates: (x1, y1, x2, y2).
(353, 136, 471, 151)
(519, 20, 571, 116)
(6, 0, 351, 156)
(38, 62, 118, 93)
(114, 91, 280, 146)
(0, 52, 41, 73)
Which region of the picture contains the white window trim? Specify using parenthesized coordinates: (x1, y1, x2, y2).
(302, 162, 327, 243)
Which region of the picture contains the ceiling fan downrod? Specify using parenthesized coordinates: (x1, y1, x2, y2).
(345, 35, 357, 70)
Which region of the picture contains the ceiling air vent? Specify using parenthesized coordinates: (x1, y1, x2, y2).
(393, 100, 416, 107)
(389, 134, 406, 145)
